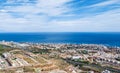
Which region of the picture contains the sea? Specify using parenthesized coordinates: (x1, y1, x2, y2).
(0, 32, 120, 47)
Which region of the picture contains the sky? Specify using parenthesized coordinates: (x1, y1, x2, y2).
(0, 0, 120, 32)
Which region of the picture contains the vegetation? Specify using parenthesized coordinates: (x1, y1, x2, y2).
(32, 49, 50, 54)
(65, 58, 120, 73)
(115, 58, 120, 61)
(81, 50, 88, 54)
(23, 67, 35, 72)
(0, 45, 12, 55)
(73, 59, 89, 64)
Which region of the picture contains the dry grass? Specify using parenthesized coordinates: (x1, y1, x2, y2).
(23, 66, 35, 73)
(0, 70, 15, 73)
(33, 56, 47, 64)
(50, 59, 70, 70)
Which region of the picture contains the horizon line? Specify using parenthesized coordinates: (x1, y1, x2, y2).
(0, 32, 120, 33)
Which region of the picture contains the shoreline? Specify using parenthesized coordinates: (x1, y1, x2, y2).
(0, 40, 120, 49)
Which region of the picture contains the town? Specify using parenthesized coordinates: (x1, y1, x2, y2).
(0, 41, 120, 73)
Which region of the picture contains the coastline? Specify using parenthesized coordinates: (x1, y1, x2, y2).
(0, 40, 120, 73)
(0, 32, 120, 47)
(0, 40, 120, 49)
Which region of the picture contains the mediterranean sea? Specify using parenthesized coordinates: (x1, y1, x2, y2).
(0, 32, 120, 47)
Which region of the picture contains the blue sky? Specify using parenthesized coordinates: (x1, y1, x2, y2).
(0, 0, 120, 32)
